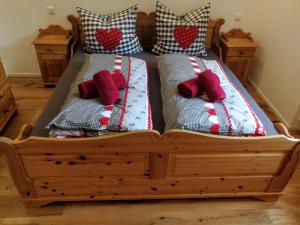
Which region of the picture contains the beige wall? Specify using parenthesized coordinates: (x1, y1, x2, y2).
(249, 0, 300, 129)
(0, 0, 299, 129)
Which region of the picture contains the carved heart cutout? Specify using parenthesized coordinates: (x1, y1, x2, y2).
(173, 26, 199, 49)
(95, 28, 122, 52)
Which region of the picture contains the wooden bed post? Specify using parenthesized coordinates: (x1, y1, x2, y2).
(67, 15, 81, 54)
(15, 124, 33, 141)
(0, 137, 48, 207)
(274, 123, 294, 138)
(266, 142, 300, 192)
(254, 142, 300, 202)
(212, 18, 225, 60)
(212, 18, 225, 47)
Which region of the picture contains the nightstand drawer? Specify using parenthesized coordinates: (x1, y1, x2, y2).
(0, 57, 17, 132)
(226, 48, 256, 57)
(0, 88, 15, 113)
(225, 56, 253, 83)
(0, 97, 16, 131)
(0, 79, 9, 99)
(38, 54, 69, 84)
(35, 44, 68, 54)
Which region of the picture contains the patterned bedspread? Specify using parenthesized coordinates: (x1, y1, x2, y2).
(157, 54, 265, 136)
(47, 54, 152, 135)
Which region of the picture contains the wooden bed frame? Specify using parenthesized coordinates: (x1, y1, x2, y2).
(0, 12, 299, 208)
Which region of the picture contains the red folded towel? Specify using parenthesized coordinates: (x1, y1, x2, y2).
(198, 69, 226, 102)
(79, 71, 126, 99)
(178, 78, 203, 98)
(78, 80, 98, 99)
(93, 70, 121, 105)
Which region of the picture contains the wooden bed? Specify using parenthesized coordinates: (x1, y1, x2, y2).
(0, 12, 299, 208)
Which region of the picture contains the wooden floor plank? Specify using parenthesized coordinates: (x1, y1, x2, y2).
(0, 77, 299, 225)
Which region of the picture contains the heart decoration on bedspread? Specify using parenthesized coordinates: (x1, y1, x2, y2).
(210, 124, 220, 134)
(207, 108, 217, 116)
(95, 28, 122, 52)
(205, 103, 220, 134)
(173, 26, 199, 49)
(99, 117, 110, 126)
(98, 106, 114, 127)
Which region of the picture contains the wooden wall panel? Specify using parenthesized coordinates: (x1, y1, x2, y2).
(22, 153, 150, 178)
(35, 176, 272, 198)
(169, 153, 287, 177)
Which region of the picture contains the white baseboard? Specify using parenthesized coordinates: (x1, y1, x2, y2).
(249, 78, 292, 129)
(7, 73, 40, 77)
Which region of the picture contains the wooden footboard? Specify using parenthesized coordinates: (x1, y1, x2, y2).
(0, 123, 299, 207)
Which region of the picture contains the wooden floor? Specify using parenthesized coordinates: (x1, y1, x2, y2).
(0, 77, 299, 225)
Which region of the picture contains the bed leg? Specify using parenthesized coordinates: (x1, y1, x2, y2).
(23, 200, 52, 208)
(0, 137, 38, 201)
(253, 195, 280, 202)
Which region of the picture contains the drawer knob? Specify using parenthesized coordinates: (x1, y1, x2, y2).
(239, 50, 245, 55)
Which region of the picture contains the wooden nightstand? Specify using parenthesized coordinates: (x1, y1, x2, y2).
(220, 29, 257, 84)
(0, 58, 17, 132)
(33, 25, 72, 85)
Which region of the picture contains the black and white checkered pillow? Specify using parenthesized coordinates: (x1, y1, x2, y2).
(152, 2, 210, 56)
(77, 6, 142, 55)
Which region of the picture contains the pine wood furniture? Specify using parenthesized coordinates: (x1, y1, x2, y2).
(220, 29, 258, 84)
(2, 79, 300, 225)
(0, 13, 299, 208)
(0, 58, 17, 132)
(33, 25, 73, 86)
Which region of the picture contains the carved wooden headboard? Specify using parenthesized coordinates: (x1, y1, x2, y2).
(67, 12, 225, 51)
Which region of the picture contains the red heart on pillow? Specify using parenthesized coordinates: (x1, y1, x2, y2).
(95, 28, 122, 52)
(173, 26, 199, 49)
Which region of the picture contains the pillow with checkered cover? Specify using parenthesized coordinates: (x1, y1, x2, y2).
(76, 6, 142, 54)
(152, 1, 210, 56)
